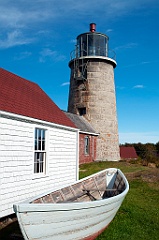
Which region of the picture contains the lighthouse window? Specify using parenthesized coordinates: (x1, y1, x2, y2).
(84, 136, 90, 155)
(78, 107, 86, 116)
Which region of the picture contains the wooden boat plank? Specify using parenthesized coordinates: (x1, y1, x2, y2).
(94, 172, 107, 189)
(22, 205, 119, 239)
(32, 177, 106, 204)
(50, 191, 64, 203)
(61, 192, 91, 203)
(71, 182, 85, 196)
(83, 177, 96, 190)
(41, 194, 54, 203)
(32, 179, 105, 204)
(19, 200, 122, 226)
(22, 214, 112, 240)
(33, 198, 43, 204)
(61, 186, 75, 201)
(36, 187, 120, 204)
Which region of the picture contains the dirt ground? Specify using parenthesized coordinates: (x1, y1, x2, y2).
(125, 167, 159, 184)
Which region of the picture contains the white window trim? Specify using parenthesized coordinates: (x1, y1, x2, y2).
(33, 127, 49, 179)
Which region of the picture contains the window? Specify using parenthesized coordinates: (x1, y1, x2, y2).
(84, 136, 90, 155)
(78, 107, 86, 116)
(34, 128, 46, 173)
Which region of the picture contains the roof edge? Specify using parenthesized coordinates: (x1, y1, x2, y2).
(0, 110, 78, 132)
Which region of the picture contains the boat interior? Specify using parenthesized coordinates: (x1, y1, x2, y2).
(32, 171, 126, 204)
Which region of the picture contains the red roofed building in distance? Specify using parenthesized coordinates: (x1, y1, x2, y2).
(120, 146, 138, 160)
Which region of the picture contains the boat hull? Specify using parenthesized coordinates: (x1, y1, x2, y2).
(83, 225, 109, 240)
(14, 168, 129, 240)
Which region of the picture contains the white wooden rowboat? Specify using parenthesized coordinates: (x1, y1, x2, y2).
(13, 168, 129, 240)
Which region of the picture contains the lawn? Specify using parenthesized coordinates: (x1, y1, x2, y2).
(80, 161, 159, 240)
(1, 161, 159, 239)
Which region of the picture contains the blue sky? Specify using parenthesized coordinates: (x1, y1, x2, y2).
(0, 0, 159, 144)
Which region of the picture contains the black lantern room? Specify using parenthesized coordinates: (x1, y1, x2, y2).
(76, 23, 109, 58)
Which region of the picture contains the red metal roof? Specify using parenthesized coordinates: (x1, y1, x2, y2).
(120, 146, 138, 159)
(0, 68, 76, 128)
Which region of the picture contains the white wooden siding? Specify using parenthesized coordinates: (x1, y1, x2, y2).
(0, 114, 78, 218)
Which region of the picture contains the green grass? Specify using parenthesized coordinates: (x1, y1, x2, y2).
(79, 161, 147, 179)
(80, 162, 159, 240)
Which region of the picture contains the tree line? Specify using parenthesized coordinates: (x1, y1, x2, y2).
(120, 142, 159, 165)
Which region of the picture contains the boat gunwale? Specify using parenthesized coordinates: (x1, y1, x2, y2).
(13, 168, 129, 213)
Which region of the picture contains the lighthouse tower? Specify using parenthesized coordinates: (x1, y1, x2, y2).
(68, 23, 120, 161)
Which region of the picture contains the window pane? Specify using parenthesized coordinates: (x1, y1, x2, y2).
(85, 136, 89, 155)
(34, 152, 39, 173)
(38, 129, 41, 140)
(38, 140, 41, 150)
(35, 128, 37, 140)
(42, 140, 45, 150)
(39, 153, 43, 172)
(42, 130, 45, 140)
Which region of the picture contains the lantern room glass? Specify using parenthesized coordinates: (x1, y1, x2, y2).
(77, 33, 109, 58)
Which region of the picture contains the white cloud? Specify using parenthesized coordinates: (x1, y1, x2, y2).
(119, 131, 159, 144)
(61, 82, 70, 86)
(116, 84, 145, 90)
(0, 0, 157, 31)
(0, 30, 34, 48)
(122, 61, 153, 69)
(106, 29, 113, 33)
(114, 42, 138, 51)
(116, 86, 125, 90)
(133, 85, 144, 89)
(39, 48, 66, 63)
(141, 61, 150, 65)
(14, 51, 32, 60)
(0, 2, 53, 30)
(0, 0, 157, 49)
(70, 39, 76, 43)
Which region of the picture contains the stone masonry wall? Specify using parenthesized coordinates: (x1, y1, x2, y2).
(68, 58, 120, 161)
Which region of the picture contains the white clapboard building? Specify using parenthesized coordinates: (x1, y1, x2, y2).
(0, 68, 79, 218)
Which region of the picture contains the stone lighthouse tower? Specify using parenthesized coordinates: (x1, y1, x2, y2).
(68, 23, 120, 161)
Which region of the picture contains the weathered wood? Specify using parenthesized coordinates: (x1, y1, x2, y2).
(59, 191, 90, 203)
(32, 173, 125, 204)
(83, 188, 118, 192)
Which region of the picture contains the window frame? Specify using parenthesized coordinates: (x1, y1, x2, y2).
(34, 128, 46, 175)
(84, 136, 90, 155)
